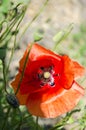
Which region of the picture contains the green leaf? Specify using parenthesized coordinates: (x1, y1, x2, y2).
(0, 0, 10, 13)
(67, 117, 74, 124)
(53, 23, 74, 51)
(33, 29, 44, 42)
(0, 59, 2, 64)
(53, 31, 65, 44)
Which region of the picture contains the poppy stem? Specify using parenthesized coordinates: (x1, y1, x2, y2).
(36, 116, 39, 130)
(53, 23, 74, 51)
(15, 43, 34, 95)
(2, 59, 9, 94)
(17, 107, 23, 129)
(1, 107, 11, 130)
(20, 0, 49, 38)
(49, 109, 81, 130)
(6, 10, 26, 74)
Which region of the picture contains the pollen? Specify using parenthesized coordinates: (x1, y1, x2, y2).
(43, 72, 51, 79)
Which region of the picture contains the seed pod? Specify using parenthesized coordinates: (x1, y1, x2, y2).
(6, 94, 19, 108)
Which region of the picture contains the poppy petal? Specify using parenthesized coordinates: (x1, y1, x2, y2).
(60, 55, 85, 89)
(28, 43, 61, 61)
(11, 73, 21, 92)
(19, 43, 62, 71)
(60, 55, 74, 89)
(26, 81, 84, 118)
(11, 73, 29, 105)
(73, 61, 85, 78)
(16, 92, 29, 105)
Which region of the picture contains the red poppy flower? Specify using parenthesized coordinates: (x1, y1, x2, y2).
(11, 43, 85, 118)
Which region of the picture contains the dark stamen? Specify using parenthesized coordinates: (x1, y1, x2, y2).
(40, 67, 44, 70)
(38, 74, 42, 79)
(49, 66, 53, 69)
(50, 82, 55, 86)
(40, 82, 44, 86)
(54, 74, 60, 76)
(48, 66, 53, 71)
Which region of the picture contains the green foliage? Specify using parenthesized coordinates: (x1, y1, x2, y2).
(54, 23, 86, 67)
(0, 59, 3, 69)
(53, 23, 74, 51)
(0, 3, 26, 47)
(0, 44, 7, 59)
(49, 109, 81, 130)
(33, 29, 44, 42)
(69, 24, 86, 66)
(0, 0, 10, 20)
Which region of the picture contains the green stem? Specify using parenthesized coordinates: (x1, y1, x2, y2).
(17, 107, 23, 128)
(23, 114, 32, 119)
(0, 15, 20, 43)
(49, 109, 81, 130)
(6, 12, 25, 74)
(71, 125, 80, 130)
(0, 4, 27, 44)
(0, 19, 16, 47)
(53, 23, 74, 51)
(36, 116, 39, 130)
(49, 123, 64, 130)
(0, 3, 24, 41)
(21, 0, 49, 38)
(49, 117, 68, 130)
(11, 1, 49, 127)
(2, 59, 9, 94)
(2, 12, 26, 94)
(2, 107, 11, 130)
(15, 43, 34, 95)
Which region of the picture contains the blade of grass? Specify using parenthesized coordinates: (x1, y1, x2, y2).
(20, 0, 49, 38)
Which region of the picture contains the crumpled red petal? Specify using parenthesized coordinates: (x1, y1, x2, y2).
(19, 43, 61, 71)
(60, 55, 85, 89)
(26, 81, 84, 118)
(11, 73, 29, 105)
(73, 61, 85, 78)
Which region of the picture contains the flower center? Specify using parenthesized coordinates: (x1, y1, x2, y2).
(37, 66, 55, 87)
(43, 71, 51, 79)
